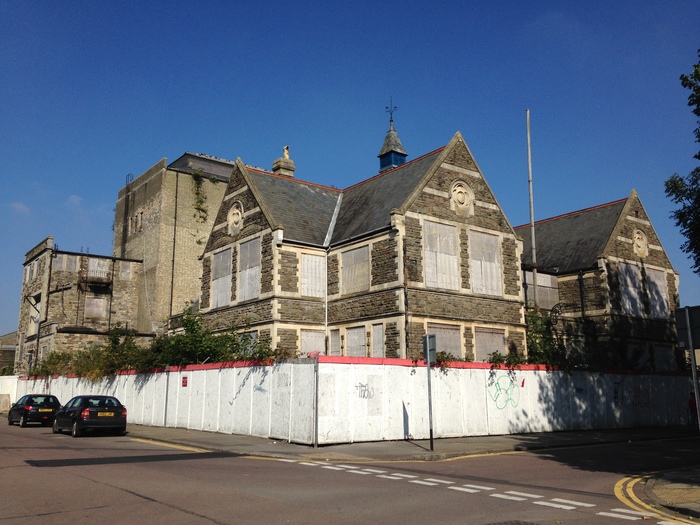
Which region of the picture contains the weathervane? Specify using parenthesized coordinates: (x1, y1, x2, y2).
(386, 97, 397, 122)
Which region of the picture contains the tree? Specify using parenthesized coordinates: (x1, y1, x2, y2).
(665, 49, 700, 274)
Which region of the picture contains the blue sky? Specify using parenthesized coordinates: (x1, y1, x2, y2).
(0, 1, 698, 336)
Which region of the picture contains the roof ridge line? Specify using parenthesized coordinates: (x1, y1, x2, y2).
(513, 197, 628, 229)
(246, 166, 342, 193)
(342, 146, 447, 193)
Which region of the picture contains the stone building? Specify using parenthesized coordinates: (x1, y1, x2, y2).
(515, 191, 681, 370)
(198, 124, 527, 360)
(14, 237, 148, 374)
(14, 120, 682, 370)
(113, 154, 229, 333)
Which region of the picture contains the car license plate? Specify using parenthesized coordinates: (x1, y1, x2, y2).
(39, 408, 53, 412)
(97, 412, 114, 417)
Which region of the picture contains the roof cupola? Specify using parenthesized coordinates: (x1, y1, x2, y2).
(377, 101, 407, 172)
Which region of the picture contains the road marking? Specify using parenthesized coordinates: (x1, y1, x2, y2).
(275, 459, 297, 463)
(337, 464, 360, 469)
(299, 462, 319, 466)
(611, 508, 652, 516)
(597, 511, 641, 520)
(129, 438, 208, 453)
(490, 493, 527, 501)
(448, 486, 481, 493)
(376, 475, 405, 480)
(614, 476, 696, 525)
(410, 480, 439, 486)
(505, 490, 543, 498)
(551, 498, 596, 507)
(360, 468, 387, 474)
(462, 484, 495, 491)
(391, 473, 418, 478)
(348, 470, 372, 475)
(533, 501, 577, 510)
(322, 466, 346, 470)
(424, 478, 454, 484)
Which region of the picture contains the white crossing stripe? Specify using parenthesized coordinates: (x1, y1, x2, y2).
(448, 486, 481, 494)
(299, 462, 319, 466)
(657, 521, 684, 525)
(462, 484, 495, 491)
(491, 494, 527, 501)
(337, 465, 360, 469)
(533, 501, 577, 510)
(610, 509, 653, 517)
(322, 466, 346, 470)
(596, 512, 641, 521)
(424, 478, 454, 485)
(276, 459, 297, 463)
(377, 475, 405, 480)
(410, 480, 439, 486)
(361, 469, 386, 474)
(391, 473, 418, 478)
(505, 490, 543, 498)
(551, 498, 596, 507)
(348, 470, 372, 475)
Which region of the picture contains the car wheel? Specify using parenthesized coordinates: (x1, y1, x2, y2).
(52, 419, 61, 434)
(19, 413, 27, 428)
(7, 415, 12, 426)
(71, 421, 81, 438)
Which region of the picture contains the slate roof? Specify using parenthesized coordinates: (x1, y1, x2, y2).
(330, 149, 443, 245)
(170, 141, 448, 248)
(514, 198, 627, 274)
(246, 169, 340, 246)
(378, 120, 408, 156)
(168, 153, 236, 182)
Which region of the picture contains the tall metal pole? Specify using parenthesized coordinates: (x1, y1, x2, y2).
(684, 308, 700, 431)
(426, 356, 434, 451)
(527, 109, 538, 307)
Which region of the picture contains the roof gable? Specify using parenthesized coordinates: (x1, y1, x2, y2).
(516, 198, 627, 274)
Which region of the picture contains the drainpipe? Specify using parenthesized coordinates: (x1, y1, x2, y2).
(578, 270, 586, 318)
(169, 171, 180, 320)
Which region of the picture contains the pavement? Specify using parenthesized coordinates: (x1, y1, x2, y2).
(125, 423, 700, 522)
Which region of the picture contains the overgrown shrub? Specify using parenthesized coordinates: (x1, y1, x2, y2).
(29, 310, 275, 379)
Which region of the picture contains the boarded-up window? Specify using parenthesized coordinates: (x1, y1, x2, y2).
(88, 258, 110, 279)
(27, 296, 41, 336)
(372, 324, 384, 358)
(54, 254, 78, 272)
(647, 268, 669, 319)
(470, 231, 502, 296)
(119, 261, 132, 281)
(475, 328, 505, 361)
(619, 262, 643, 316)
(301, 330, 325, 356)
(342, 246, 369, 294)
(524, 271, 559, 309)
(346, 326, 366, 357)
(330, 329, 341, 356)
(427, 323, 461, 358)
(211, 248, 231, 308)
(239, 238, 261, 301)
(424, 220, 459, 290)
(302, 253, 326, 297)
(85, 296, 106, 319)
(653, 344, 675, 372)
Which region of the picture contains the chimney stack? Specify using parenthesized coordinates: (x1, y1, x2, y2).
(272, 145, 296, 177)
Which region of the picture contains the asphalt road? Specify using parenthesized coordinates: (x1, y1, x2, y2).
(1, 422, 697, 524)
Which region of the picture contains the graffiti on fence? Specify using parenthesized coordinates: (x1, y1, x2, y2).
(487, 374, 520, 410)
(355, 383, 374, 399)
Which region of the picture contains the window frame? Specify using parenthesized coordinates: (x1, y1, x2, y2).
(424, 220, 459, 291)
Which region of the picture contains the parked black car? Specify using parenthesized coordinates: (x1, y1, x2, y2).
(53, 395, 127, 437)
(8, 394, 62, 427)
